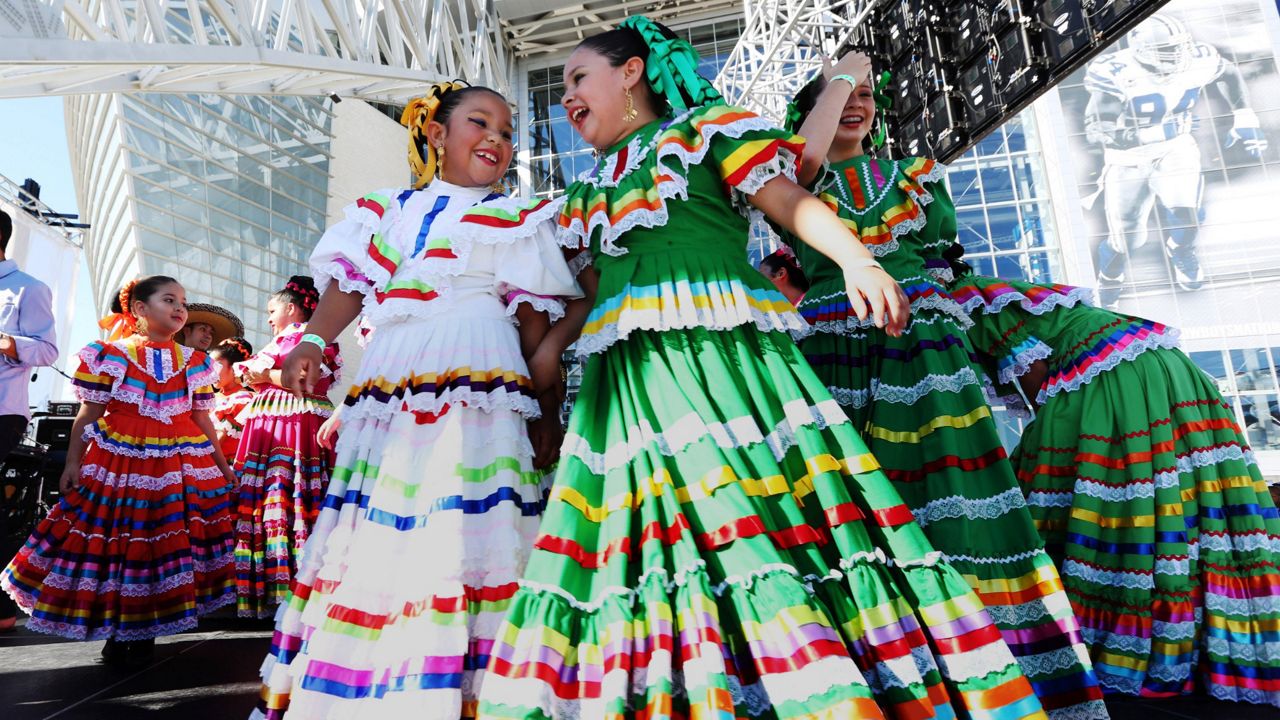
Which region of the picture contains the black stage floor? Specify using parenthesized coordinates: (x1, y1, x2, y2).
(1, 615, 1275, 720)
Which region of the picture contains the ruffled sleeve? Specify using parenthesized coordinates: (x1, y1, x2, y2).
(310, 188, 408, 298)
(186, 350, 218, 411)
(233, 334, 284, 384)
(72, 341, 125, 405)
(950, 276, 1053, 386)
(664, 104, 804, 210)
(494, 220, 585, 325)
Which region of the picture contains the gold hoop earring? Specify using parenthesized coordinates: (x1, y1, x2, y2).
(436, 145, 446, 177)
(135, 316, 149, 336)
(622, 88, 638, 124)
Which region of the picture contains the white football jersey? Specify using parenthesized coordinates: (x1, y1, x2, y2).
(1084, 43, 1227, 145)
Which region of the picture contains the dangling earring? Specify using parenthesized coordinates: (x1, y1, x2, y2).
(436, 145, 446, 177)
(490, 176, 509, 195)
(135, 316, 149, 336)
(622, 88, 638, 124)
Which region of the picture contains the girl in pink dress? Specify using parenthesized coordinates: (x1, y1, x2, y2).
(232, 276, 341, 618)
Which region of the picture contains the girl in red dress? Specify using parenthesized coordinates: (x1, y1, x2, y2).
(210, 337, 254, 462)
(1, 275, 237, 665)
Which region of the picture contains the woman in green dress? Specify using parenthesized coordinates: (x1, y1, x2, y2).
(476, 16, 1049, 720)
(782, 54, 1105, 719)
(948, 269, 1280, 708)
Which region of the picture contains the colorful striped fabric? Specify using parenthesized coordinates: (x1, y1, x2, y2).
(234, 323, 341, 619)
(791, 156, 1106, 720)
(1, 338, 235, 641)
(954, 273, 1280, 708)
(250, 177, 578, 718)
(477, 104, 1046, 719)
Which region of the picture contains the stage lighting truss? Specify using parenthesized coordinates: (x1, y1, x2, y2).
(715, 0, 879, 120)
(0, 0, 514, 103)
(718, 0, 1173, 163)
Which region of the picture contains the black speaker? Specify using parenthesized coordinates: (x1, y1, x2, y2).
(34, 417, 73, 449)
(957, 54, 1003, 134)
(896, 109, 929, 157)
(991, 19, 1048, 105)
(1036, 0, 1092, 65)
(925, 90, 969, 158)
(1087, 0, 1144, 34)
(950, 2, 994, 62)
(46, 401, 79, 417)
(890, 54, 926, 120)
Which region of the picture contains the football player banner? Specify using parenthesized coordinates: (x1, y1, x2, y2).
(1055, 0, 1280, 340)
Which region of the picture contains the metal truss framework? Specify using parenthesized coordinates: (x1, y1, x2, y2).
(0, 0, 513, 102)
(715, 0, 875, 121)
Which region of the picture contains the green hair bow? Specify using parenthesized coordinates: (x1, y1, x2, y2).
(620, 15, 724, 112)
(870, 70, 893, 150)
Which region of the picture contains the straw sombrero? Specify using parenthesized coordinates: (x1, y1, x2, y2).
(184, 303, 244, 346)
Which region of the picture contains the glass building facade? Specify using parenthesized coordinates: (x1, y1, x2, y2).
(70, 92, 332, 348)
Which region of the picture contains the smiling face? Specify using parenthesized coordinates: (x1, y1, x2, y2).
(427, 91, 514, 188)
(133, 281, 188, 339)
(829, 78, 877, 159)
(562, 47, 651, 151)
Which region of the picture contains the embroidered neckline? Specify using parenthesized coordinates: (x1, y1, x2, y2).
(819, 157, 902, 217)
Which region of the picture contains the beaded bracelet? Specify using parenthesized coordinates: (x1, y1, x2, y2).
(299, 333, 326, 350)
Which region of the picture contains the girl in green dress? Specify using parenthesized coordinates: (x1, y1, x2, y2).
(782, 54, 1105, 719)
(476, 16, 1050, 720)
(948, 270, 1280, 708)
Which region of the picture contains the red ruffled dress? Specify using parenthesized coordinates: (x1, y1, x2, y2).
(0, 338, 236, 640)
(214, 388, 254, 461)
(232, 323, 341, 618)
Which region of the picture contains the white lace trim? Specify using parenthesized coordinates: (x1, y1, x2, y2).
(1207, 635, 1280, 663)
(1151, 619, 1197, 641)
(1048, 700, 1111, 720)
(1062, 559, 1155, 590)
(998, 340, 1054, 384)
(1015, 645, 1093, 680)
(505, 292, 567, 325)
(912, 486, 1027, 528)
(566, 250, 594, 277)
(1027, 490, 1075, 508)
(1206, 683, 1280, 707)
(343, 388, 541, 423)
(516, 546, 913, 614)
(959, 284, 1096, 317)
(1199, 531, 1280, 554)
(983, 595, 1055, 627)
(935, 642, 1025, 684)
(573, 303, 811, 358)
(79, 462, 225, 490)
(556, 108, 789, 257)
(562, 398, 847, 475)
(1205, 591, 1280, 616)
(803, 291, 973, 335)
(826, 367, 981, 410)
(1039, 326, 1181, 403)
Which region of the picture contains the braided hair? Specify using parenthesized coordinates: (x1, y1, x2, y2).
(401, 81, 507, 188)
(210, 337, 253, 366)
(273, 275, 319, 320)
(575, 16, 723, 117)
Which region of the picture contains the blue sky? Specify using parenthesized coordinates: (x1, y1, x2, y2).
(0, 97, 100, 386)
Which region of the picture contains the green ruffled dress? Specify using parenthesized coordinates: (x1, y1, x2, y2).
(952, 273, 1280, 708)
(790, 155, 1105, 720)
(477, 106, 1046, 720)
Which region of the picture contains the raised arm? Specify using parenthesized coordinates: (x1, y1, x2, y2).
(794, 53, 872, 186)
